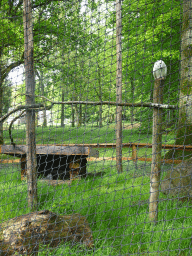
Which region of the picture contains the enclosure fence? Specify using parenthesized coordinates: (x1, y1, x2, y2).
(0, 0, 192, 255)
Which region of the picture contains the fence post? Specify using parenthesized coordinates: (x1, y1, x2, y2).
(132, 144, 137, 162)
(116, 0, 123, 173)
(149, 60, 167, 223)
(23, 0, 37, 211)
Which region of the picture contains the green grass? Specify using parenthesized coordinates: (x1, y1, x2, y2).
(2, 123, 176, 160)
(0, 161, 191, 255)
(1, 124, 189, 255)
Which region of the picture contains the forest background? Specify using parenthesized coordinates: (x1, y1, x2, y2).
(0, 0, 183, 152)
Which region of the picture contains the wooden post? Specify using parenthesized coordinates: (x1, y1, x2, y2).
(149, 78, 164, 223)
(23, 0, 37, 211)
(116, 0, 123, 173)
(132, 144, 137, 162)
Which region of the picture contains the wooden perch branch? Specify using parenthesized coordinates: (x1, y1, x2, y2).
(30, 95, 178, 109)
(0, 104, 50, 123)
(1, 95, 177, 124)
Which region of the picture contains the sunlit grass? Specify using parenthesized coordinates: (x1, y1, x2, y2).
(0, 161, 191, 255)
(2, 123, 176, 161)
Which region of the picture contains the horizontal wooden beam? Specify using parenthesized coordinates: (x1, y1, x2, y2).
(0, 145, 99, 157)
(0, 157, 183, 165)
(56, 143, 192, 151)
(87, 157, 182, 164)
(0, 159, 20, 164)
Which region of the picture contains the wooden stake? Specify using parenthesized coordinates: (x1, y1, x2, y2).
(116, 0, 123, 173)
(23, 0, 37, 211)
(149, 79, 164, 224)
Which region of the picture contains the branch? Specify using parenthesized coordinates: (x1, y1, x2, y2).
(30, 95, 178, 109)
(9, 110, 25, 147)
(0, 104, 45, 123)
(1, 103, 54, 123)
(4, 94, 176, 125)
(1, 52, 24, 82)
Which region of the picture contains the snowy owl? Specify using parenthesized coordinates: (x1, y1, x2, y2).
(153, 60, 167, 79)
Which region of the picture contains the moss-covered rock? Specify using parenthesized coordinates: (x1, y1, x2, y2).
(161, 157, 192, 197)
(0, 210, 93, 255)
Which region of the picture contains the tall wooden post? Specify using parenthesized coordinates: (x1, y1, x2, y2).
(116, 0, 123, 173)
(23, 0, 37, 211)
(149, 79, 164, 223)
(149, 60, 167, 223)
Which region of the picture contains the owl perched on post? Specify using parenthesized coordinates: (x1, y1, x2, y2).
(153, 60, 167, 80)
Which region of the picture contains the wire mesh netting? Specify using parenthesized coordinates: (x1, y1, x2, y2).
(0, 0, 192, 255)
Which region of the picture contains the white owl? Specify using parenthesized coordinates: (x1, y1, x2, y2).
(153, 60, 167, 79)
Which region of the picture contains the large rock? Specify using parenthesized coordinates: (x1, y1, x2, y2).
(0, 210, 93, 255)
(161, 157, 192, 197)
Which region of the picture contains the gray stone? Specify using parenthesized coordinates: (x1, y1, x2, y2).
(161, 157, 192, 197)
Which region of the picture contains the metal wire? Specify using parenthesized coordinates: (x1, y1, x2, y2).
(0, 0, 191, 255)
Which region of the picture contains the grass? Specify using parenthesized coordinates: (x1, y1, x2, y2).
(1, 124, 191, 255)
(2, 122, 176, 160)
(0, 161, 191, 255)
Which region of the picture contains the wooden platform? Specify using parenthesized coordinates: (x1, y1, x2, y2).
(0, 145, 99, 180)
(0, 145, 99, 157)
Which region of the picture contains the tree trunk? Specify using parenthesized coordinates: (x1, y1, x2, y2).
(71, 106, 75, 127)
(98, 67, 102, 127)
(40, 74, 47, 127)
(36, 69, 47, 127)
(130, 78, 135, 124)
(0, 64, 3, 144)
(99, 104, 102, 127)
(23, 0, 37, 211)
(116, 0, 123, 173)
(35, 112, 38, 127)
(74, 104, 82, 127)
(83, 112, 86, 125)
(79, 104, 82, 127)
(61, 88, 65, 127)
(42, 109, 47, 127)
(165, 0, 192, 160)
(0, 83, 3, 145)
(74, 104, 79, 126)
